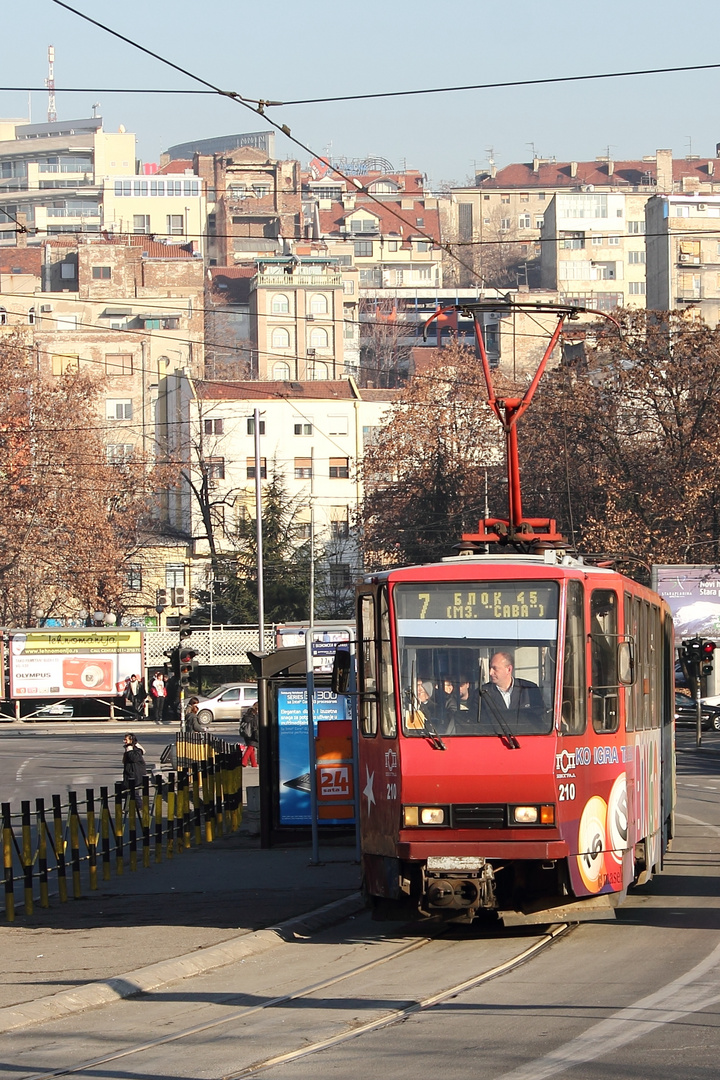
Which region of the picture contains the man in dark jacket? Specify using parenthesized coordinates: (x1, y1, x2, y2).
(479, 651, 547, 732)
(122, 733, 147, 816)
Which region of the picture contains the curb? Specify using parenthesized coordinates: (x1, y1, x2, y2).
(0, 891, 365, 1035)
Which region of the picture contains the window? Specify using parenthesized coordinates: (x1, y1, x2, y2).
(246, 417, 265, 435)
(329, 563, 352, 588)
(561, 231, 585, 249)
(592, 235, 604, 246)
(330, 518, 349, 540)
(166, 214, 184, 235)
(296, 522, 312, 539)
(60, 262, 76, 279)
(310, 293, 328, 314)
(204, 418, 224, 435)
(351, 217, 379, 233)
(271, 294, 289, 314)
(92, 266, 111, 280)
(628, 281, 646, 295)
(309, 326, 329, 348)
(518, 213, 531, 229)
(246, 457, 267, 479)
(271, 327, 290, 349)
(106, 398, 132, 420)
(52, 353, 78, 376)
(294, 457, 312, 479)
(520, 193, 529, 202)
(294, 422, 312, 435)
(354, 240, 373, 257)
(165, 563, 185, 589)
(344, 319, 354, 339)
(229, 183, 246, 198)
(55, 315, 77, 331)
(343, 279, 355, 294)
(252, 183, 270, 198)
(628, 220, 646, 234)
(607, 235, 620, 245)
(500, 218, 511, 231)
(328, 414, 348, 436)
(538, 192, 546, 200)
(273, 361, 291, 379)
(105, 353, 133, 376)
(206, 457, 225, 480)
(106, 443, 134, 464)
(535, 216, 544, 229)
(591, 588, 619, 733)
(309, 361, 328, 379)
(125, 565, 142, 591)
(561, 579, 586, 735)
(28, 308, 35, 325)
(628, 250, 646, 264)
(387, 240, 398, 251)
(501, 194, 510, 204)
(416, 241, 429, 252)
(359, 594, 378, 736)
(133, 215, 150, 234)
(329, 457, 349, 479)
(0, 308, 5, 325)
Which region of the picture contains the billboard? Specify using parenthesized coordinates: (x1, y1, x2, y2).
(276, 686, 350, 826)
(9, 629, 144, 699)
(653, 564, 720, 639)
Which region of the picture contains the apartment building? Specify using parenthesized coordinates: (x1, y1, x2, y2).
(0, 115, 206, 250)
(446, 149, 720, 290)
(159, 376, 395, 607)
(540, 190, 649, 309)
(646, 194, 720, 325)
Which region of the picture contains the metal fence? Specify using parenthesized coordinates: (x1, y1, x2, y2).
(1, 733, 242, 922)
(145, 626, 275, 668)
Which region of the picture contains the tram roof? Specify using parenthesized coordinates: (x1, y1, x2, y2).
(364, 552, 620, 583)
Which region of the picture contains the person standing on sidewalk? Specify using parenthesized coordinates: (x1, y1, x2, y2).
(150, 671, 166, 723)
(122, 733, 147, 816)
(239, 701, 259, 767)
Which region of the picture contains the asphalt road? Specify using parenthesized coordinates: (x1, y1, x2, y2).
(0, 722, 242, 806)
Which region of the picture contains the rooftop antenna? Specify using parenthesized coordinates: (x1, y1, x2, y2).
(486, 146, 495, 169)
(685, 135, 693, 158)
(92, 102, 101, 118)
(527, 142, 536, 161)
(45, 45, 57, 124)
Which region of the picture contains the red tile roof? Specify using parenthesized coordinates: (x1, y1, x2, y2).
(475, 157, 720, 190)
(0, 248, 42, 275)
(318, 200, 441, 242)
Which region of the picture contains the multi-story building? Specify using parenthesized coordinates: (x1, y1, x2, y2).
(159, 376, 395, 611)
(0, 115, 206, 250)
(646, 194, 720, 324)
(540, 190, 649, 309)
(446, 149, 720, 290)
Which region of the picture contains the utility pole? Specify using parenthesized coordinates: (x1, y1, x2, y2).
(309, 444, 315, 624)
(254, 408, 264, 652)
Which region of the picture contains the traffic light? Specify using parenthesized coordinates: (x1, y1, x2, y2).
(179, 614, 192, 644)
(686, 638, 704, 665)
(164, 647, 180, 679)
(179, 645, 197, 689)
(702, 640, 716, 677)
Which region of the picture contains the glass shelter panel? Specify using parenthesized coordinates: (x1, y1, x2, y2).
(394, 581, 559, 737)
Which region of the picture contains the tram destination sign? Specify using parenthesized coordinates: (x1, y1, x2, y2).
(395, 583, 559, 621)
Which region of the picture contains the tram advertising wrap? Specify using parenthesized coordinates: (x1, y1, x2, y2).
(9, 630, 144, 698)
(277, 687, 349, 825)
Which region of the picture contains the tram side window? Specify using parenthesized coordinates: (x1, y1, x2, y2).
(561, 579, 586, 735)
(359, 594, 378, 737)
(591, 588, 619, 733)
(379, 588, 397, 738)
(649, 603, 660, 729)
(640, 601, 651, 730)
(624, 593, 636, 732)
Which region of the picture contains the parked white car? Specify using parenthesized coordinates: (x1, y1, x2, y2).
(194, 683, 258, 726)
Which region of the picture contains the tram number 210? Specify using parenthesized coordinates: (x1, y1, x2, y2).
(558, 782, 576, 801)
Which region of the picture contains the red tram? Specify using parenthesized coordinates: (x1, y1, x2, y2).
(355, 302, 675, 923)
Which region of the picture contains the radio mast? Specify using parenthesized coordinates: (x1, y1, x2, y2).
(45, 45, 57, 124)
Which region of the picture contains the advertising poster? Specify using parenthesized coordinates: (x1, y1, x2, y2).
(277, 686, 348, 825)
(653, 565, 720, 639)
(9, 630, 144, 698)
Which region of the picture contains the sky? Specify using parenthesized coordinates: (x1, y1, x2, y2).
(3, 1, 720, 186)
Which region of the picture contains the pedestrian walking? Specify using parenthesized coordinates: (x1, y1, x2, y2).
(122, 732, 147, 817)
(239, 701, 259, 767)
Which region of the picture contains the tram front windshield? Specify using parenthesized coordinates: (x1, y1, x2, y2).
(394, 581, 559, 737)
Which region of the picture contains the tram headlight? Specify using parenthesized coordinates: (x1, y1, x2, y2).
(511, 804, 555, 825)
(402, 805, 448, 827)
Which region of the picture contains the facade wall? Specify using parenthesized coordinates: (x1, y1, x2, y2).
(645, 194, 720, 325)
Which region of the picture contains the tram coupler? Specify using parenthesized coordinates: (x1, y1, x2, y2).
(423, 856, 496, 916)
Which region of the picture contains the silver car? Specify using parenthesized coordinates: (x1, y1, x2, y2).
(194, 683, 258, 726)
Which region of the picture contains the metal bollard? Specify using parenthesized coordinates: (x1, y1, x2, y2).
(51, 794, 68, 903)
(2, 803, 14, 922)
(36, 798, 49, 908)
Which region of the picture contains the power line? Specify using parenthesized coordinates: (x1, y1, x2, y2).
(6, 55, 720, 106)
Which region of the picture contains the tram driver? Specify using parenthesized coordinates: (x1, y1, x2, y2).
(476, 650, 546, 733)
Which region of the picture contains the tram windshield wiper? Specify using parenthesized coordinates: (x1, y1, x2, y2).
(477, 688, 521, 750)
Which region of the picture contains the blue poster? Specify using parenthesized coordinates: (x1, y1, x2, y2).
(277, 687, 346, 825)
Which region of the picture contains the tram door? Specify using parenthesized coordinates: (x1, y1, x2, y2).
(357, 588, 401, 864)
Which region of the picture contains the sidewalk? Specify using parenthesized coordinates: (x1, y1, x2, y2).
(0, 830, 362, 1028)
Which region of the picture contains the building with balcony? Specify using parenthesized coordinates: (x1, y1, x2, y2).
(646, 194, 720, 324)
(540, 190, 649, 309)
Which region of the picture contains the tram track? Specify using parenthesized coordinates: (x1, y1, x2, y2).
(16, 920, 574, 1080)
